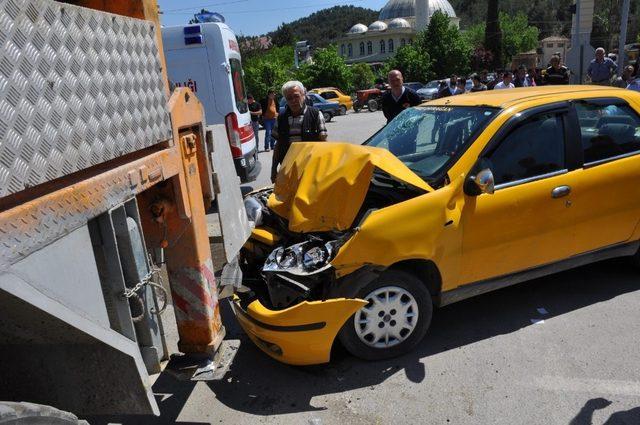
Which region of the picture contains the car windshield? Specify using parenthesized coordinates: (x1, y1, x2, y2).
(425, 81, 440, 89)
(364, 106, 498, 181)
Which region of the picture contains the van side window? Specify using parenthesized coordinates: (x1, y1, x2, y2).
(229, 58, 248, 113)
(487, 113, 565, 186)
(575, 102, 640, 164)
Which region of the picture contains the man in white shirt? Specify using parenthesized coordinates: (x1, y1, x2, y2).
(494, 71, 515, 90)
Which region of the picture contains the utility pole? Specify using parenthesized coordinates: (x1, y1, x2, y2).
(617, 0, 631, 71)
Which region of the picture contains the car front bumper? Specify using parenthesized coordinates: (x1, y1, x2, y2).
(231, 295, 366, 365)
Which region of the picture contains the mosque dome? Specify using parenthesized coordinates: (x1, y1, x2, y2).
(379, 0, 457, 21)
(368, 21, 388, 31)
(388, 18, 411, 29)
(348, 23, 368, 34)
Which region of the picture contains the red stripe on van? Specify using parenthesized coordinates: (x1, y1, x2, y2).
(239, 123, 254, 143)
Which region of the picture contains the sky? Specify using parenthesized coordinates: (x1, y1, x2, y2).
(157, 0, 388, 37)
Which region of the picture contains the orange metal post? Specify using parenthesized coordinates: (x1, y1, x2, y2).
(139, 89, 223, 355)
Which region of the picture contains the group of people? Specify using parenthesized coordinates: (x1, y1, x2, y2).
(433, 48, 640, 97)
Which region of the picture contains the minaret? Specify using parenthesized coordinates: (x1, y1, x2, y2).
(415, 0, 430, 31)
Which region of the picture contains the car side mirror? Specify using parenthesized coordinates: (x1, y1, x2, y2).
(472, 168, 495, 194)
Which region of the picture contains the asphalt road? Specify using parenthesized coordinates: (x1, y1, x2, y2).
(89, 110, 640, 425)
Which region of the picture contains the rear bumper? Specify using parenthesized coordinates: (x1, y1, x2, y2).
(234, 147, 260, 183)
(231, 295, 366, 365)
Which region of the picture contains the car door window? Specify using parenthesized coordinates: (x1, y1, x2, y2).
(486, 113, 565, 186)
(322, 92, 338, 99)
(575, 102, 640, 164)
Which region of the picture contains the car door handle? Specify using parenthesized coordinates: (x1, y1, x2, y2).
(551, 185, 571, 198)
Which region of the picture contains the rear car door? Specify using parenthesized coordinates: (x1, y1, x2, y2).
(460, 104, 580, 284)
(567, 97, 640, 254)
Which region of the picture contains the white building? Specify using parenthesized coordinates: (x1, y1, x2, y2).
(338, 0, 459, 64)
(540, 36, 571, 67)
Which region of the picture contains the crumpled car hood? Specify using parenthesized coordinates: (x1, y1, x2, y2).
(267, 142, 432, 233)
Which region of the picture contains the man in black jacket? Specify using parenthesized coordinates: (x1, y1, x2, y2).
(270, 81, 327, 182)
(381, 70, 422, 123)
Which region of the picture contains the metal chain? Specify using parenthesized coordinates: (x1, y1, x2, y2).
(122, 269, 155, 299)
(122, 256, 169, 322)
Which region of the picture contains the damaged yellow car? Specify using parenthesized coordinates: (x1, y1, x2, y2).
(233, 86, 640, 365)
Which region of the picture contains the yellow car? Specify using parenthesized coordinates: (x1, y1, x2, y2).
(310, 87, 353, 115)
(234, 86, 640, 365)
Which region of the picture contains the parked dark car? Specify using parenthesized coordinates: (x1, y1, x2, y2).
(279, 93, 340, 122)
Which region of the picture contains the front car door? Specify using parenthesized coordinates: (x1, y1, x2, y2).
(460, 104, 580, 284)
(568, 97, 640, 254)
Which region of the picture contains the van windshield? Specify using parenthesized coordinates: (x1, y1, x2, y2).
(230, 58, 248, 113)
(364, 106, 498, 181)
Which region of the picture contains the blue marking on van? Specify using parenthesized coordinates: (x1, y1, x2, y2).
(184, 35, 203, 45)
(184, 25, 201, 35)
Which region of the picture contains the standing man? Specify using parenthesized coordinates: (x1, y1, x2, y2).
(494, 71, 515, 89)
(587, 47, 618, 85)
(614, 65, 635, 88)
(514, 65, 534, 87)
(543, 55, 570, 85)
(247, 94, 262, 148)
(270, 81, 327, 183)
(469, 74, 487, 92)
(381, 70, 422, 123)
(627, 65, 640, 92)
(261, 89, 278, 152)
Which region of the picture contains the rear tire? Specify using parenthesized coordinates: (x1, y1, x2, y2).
(337, 270, 432, 361)
(339, 105, 347, 116)
(0, 402, 88, 424)
(367, 99, 378, 112)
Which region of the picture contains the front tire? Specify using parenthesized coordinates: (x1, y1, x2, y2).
(322, 111, 332, 122)
(337, 270, 432, 361)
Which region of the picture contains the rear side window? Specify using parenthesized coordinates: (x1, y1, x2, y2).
(322, 91, 338, 99)
(575, 102, 640, 164)
(230, 58, 248, 114)
(487, 113, 565, 186)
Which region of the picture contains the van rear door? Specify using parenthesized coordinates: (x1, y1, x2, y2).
(162, 26, 219, 124)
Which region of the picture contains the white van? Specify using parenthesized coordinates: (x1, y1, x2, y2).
(162, 22, 260, 182)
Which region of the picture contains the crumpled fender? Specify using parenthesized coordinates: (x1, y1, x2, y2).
(267, 142, 431, 233)
(331, 175, 466, 288)
(232, 296, 367, 365)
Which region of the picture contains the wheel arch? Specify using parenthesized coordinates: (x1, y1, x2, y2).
(387, 259, 443, 306)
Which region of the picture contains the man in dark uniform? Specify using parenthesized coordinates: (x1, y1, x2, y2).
(381, 69, 422, 123)
(543, 55, 570, 85)
(270, 81, 327, 183)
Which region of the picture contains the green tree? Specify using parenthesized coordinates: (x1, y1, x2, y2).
(351, 62, 376, 91)
(386, 44, 433, 82)
(271, 23, 295, 47)
(296, 46, 353, 92)
(500, 12, 539, 64)
(485, 0, 502, 68)
(462, 13, 539, 67)
(422, 11, 471, 77)
(243, 46, 295, 100)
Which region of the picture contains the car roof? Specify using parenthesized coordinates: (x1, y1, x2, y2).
(312, 87, 339, 92)
(426, 85, 638, 108)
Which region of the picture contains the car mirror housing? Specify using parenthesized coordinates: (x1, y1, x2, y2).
(473, 168, 495, 195)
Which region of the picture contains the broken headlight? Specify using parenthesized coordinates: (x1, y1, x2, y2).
(264, 240, 337, 276)
(244, 196, 264, 227)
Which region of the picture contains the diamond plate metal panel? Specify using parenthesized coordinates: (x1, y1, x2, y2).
(0, 0, 172, 197)
(0, 147, 181, 268)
